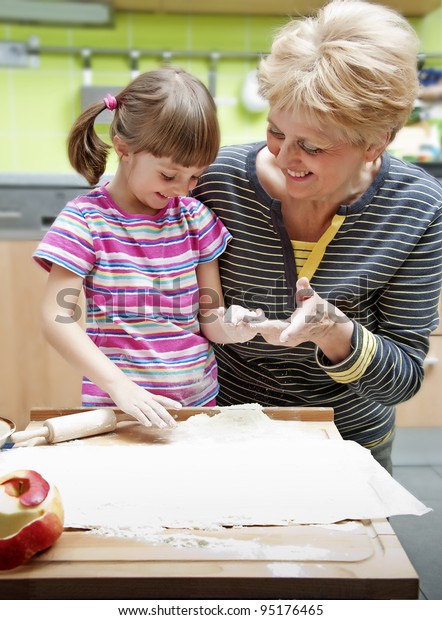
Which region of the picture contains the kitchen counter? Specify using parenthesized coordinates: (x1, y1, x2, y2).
(0, 521, 418, 600)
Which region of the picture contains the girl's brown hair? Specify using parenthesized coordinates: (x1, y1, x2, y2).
(68, 66, 220, 185)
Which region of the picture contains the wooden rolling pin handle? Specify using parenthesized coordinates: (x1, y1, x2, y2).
(11, 426, 50, 443)
(43, 409, 117, 443)
(10, 409, 117, 445)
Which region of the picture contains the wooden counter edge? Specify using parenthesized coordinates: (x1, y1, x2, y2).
(30, 406, 335, 422)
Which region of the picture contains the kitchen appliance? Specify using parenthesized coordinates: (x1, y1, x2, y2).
(0, 173, 104, 240)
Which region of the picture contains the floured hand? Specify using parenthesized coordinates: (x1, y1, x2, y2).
(248, 318, 291, 346)
(279, 278, 354, 362)
(108, 379, 180, 428)
(214, 305, 266, 343)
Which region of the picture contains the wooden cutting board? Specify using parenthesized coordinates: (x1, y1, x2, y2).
(0, 406, 420, 600)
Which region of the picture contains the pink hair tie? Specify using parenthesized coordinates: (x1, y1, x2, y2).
(103, 94, 117, 111)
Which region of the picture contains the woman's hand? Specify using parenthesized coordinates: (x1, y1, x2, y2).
(108, 378, 180, 428)
(249, 278, 354, 363)
(248, 318, 291, 346)
(280, 277, 354, 363)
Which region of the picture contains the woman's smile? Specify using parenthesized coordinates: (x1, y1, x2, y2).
(287, 168, 312, 179)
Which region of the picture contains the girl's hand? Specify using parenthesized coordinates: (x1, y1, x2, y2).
(215, 305, 265, 343)
(108, 379, 180, 428)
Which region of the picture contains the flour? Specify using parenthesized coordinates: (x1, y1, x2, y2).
(173, 403, 274, 442)
(173, 403, 322, 444)
(84, 527, 336, 561)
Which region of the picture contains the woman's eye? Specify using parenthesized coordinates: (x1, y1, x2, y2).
(299, 141, 322, 155)
(268, 127, 284, 139)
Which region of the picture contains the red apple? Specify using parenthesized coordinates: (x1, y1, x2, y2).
(0, 470, 64, 570)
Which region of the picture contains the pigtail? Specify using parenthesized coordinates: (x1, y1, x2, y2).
(67, 101, 112, 186)
(66, 67, 219, 185)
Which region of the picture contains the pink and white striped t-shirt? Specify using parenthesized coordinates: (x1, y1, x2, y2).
(34, 184, 232, 407)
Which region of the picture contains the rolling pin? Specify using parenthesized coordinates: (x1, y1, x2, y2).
(10, 409, 117, 445)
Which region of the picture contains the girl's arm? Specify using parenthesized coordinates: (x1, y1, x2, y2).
(41, 264, 179, 428)
(196, 259, 261, 344)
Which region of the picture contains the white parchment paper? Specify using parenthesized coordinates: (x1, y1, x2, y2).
(0, 410, 429, 532)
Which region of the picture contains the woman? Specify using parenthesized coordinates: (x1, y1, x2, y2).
(193, 0, 442, 472)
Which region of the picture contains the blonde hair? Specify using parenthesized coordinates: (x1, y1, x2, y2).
(258, 0, 419, 146)
(68, 66, 220, 185)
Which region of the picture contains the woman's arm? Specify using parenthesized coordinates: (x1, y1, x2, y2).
(256, 203, 442, 406)
(41, 263, 179, 427)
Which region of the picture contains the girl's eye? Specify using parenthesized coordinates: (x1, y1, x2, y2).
(299, 141, 322, 155)
(161, 173, 175, 181)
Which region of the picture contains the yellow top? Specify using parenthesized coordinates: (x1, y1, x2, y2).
(290, 214, 346, 279)
(290, 213, 378, 399)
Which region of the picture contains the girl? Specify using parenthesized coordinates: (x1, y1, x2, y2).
(34, 67, 258, 429)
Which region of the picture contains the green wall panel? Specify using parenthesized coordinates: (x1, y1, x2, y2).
(0, 8, 440, 174)
(131, 14, 190, 50)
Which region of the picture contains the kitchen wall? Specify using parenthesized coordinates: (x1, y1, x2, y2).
(0, 6, 441, 175)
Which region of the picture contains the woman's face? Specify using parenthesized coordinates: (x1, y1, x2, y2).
(266, 107, 375, 206)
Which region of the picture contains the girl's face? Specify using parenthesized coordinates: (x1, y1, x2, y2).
(120, 150, 206, 215)
(266, 107, 378, 206)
